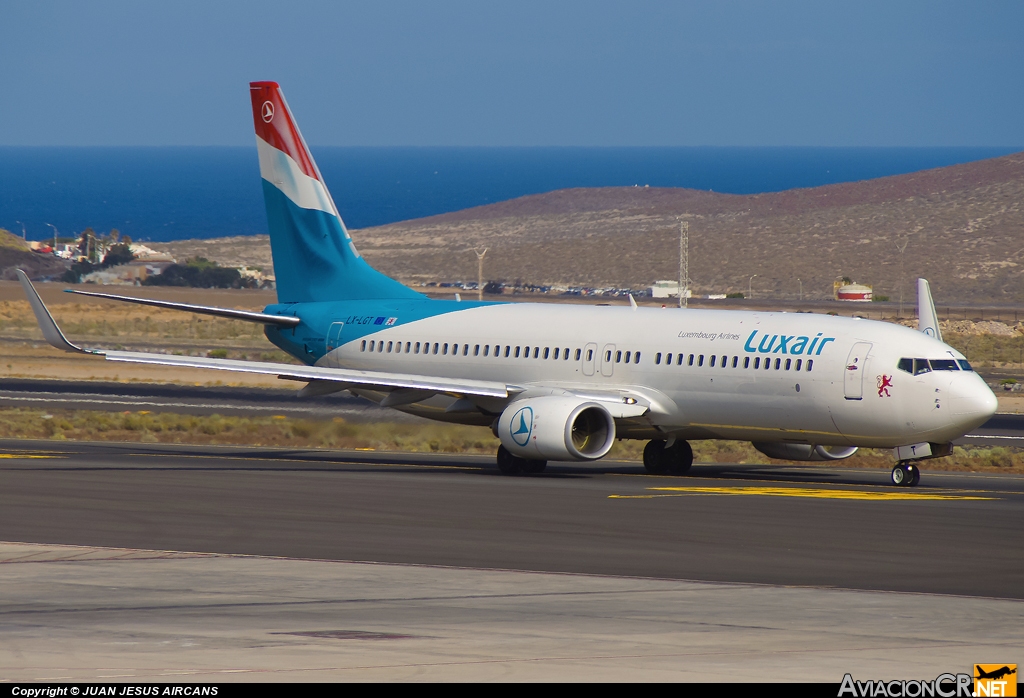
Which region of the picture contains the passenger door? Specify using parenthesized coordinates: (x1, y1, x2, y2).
(843, 342, 872, 400)
(326, 322, 345, 367)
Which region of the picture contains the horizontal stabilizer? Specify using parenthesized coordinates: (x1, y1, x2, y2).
(64, 289, 300, 326)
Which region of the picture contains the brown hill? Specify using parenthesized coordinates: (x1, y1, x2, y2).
(152, 151, 1024, 304)
(0, 229, 68, 281)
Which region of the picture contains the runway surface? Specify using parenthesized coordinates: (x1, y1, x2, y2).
(2, 439, 1022, 599)
(0, 378, 407, 421)
(3, 439, 1022, 681)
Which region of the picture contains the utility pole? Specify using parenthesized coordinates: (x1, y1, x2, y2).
(473, 247, 487, 301)
(895, 238, 909, 318)
(15, 220, 25, 240)
(678, 220, 689, 309)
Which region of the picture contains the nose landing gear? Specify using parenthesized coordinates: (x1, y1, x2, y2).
(891, 462, 921, 487)
(643, 439, 694, 475)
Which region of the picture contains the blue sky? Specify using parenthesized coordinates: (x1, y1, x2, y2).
(1, 1, 1021, 147)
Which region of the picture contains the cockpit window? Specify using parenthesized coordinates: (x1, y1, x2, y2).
(958, 359, 973, 371)
(930, 359, 959, 371)
(897, 358, 913, 374)
(913, 359, 931, 375)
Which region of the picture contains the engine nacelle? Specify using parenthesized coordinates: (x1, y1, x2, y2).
(752, 442, 859, 461)
(497, 397, 616, 461)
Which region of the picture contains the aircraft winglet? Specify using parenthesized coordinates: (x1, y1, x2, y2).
(16, 269, 96, 354)
(917, 278, 942, 342)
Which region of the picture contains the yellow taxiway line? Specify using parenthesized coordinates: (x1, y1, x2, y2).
(610, 486, 995, 501)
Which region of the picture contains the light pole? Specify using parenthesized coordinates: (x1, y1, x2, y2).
(15, 220, 26, 240)
(748, 274, 757, 300)
(895, 238, 909, 318)
(798, 278, 802, 301)
(472, 247, 487, 301)
(45, 223, 58, 250)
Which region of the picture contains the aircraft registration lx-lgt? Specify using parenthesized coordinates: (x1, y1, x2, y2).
(18, 81, 998, 487)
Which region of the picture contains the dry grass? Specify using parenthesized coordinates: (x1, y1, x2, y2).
(2, 407, 1022, 473)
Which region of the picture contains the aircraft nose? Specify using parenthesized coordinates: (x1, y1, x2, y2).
(948, 376, 998, 433)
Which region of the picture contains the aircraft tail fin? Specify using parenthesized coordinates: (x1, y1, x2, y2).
(249, 81, 421, 303)
(917, 278, 942, 342)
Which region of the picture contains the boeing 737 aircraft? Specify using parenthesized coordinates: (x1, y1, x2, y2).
(18, 81, 998, 487)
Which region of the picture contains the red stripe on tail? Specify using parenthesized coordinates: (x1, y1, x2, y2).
(249, 81, 320, 181)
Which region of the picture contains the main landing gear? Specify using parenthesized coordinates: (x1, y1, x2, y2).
(643, 439, 694, 475)
(891, 462, 921, 487)
(496, 445, 547, 475)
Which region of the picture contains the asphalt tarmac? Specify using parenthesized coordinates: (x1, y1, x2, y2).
(2, 439, 1022, 599)
(3, 439, 1022, 680)
(0, 377, 407, 421)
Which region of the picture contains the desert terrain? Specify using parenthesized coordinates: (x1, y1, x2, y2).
(144, 151, 1024, 305)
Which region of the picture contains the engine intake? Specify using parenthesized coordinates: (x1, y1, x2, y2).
(752, 442, 859, 461)
(497, 396, 616, 461)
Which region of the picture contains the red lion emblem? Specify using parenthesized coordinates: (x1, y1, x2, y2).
(877, 374, 893, 397)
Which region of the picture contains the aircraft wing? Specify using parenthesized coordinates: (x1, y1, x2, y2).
(17, 270, 514, 400)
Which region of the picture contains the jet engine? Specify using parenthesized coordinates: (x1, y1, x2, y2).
(497, 396, 616, 461)
(752, 442, 859, 461)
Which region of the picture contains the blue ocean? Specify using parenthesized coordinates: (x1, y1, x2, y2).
(0, 146, 1018, 242)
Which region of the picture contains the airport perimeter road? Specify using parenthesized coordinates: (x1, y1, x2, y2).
(0, 378, 407, 420)
(1, 439, 1022, 599)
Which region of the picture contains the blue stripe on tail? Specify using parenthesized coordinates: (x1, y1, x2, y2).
(261, 181, 423, 303)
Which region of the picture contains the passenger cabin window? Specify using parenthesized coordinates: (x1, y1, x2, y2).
(635, 352, 641, 364)
(616, 350, 622, 363)
(744, 357, 750, 368)
(584, 349, 590, 361)
(360, 340, 366, 351)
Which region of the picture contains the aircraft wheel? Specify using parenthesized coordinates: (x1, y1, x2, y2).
(522, 459, 547, 474)
(891, 463, 916, 487)
(496, 445, 522, 475)
(667, 440, 694, 475)
(907, 464, 921, 487)
(643, 440, 669, 474)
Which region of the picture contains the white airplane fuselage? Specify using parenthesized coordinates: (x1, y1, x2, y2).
(323, 303, 996, 449)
